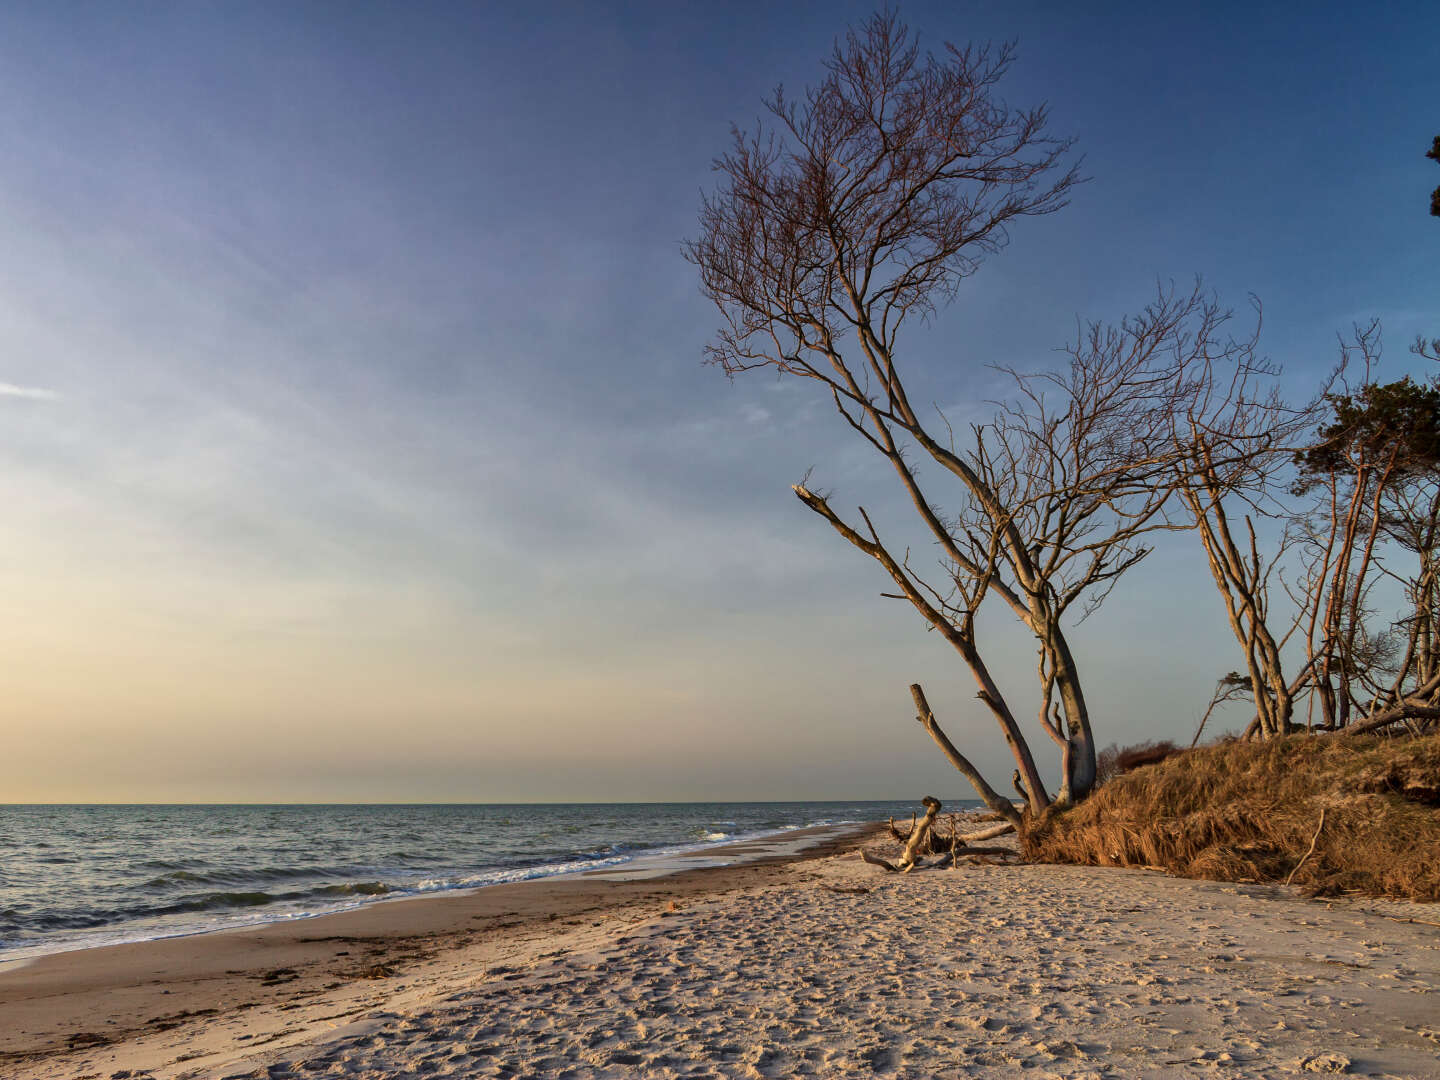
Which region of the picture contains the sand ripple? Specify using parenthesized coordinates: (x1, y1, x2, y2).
(217, 856, 1440, 1080)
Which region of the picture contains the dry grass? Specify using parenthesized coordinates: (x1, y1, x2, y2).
(1022, 734, 1440, 900)
(1095, 739, 1182, 784)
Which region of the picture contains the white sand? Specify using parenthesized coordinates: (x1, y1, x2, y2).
(204, 844, 1440, 1080)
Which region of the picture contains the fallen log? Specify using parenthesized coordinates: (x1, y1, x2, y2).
(930, 846, 1018, 867)
(959, 822, 1015, 843)
(862, 796, 941, 872)
(1317, 672, 1440, 737)
(862, 795, 1020, 872)
(863, 844, 1018, 873)
(888, 814, 1014, 853)
(861, 849, 903, 872)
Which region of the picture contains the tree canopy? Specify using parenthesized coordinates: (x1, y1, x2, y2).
(1429, 134, 1440, 217)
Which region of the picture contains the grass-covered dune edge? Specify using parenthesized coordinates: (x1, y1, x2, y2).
(1021, 734, 1440, 901)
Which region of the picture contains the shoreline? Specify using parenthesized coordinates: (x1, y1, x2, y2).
(6, 819, 1439, 1079)
(0, 822, 880, 1077)
(0, 818, 882, 968)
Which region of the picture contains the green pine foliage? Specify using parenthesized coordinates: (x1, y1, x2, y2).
(1294, 376, 1440, 490)
(1429, 134, 1440, 217)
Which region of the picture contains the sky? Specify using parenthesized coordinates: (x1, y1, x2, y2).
(0, 1, 1436, 803)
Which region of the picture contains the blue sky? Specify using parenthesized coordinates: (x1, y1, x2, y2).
(0, 2, 1435, 801)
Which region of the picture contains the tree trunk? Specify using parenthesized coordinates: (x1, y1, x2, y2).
(910, 684, 1025, 829)
(1051, 649, 1097, 803)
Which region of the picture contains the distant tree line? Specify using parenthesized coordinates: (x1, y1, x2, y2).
(688, 11, 1439, 827)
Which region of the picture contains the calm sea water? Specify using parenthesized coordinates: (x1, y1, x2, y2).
(0, 800, 969, 960)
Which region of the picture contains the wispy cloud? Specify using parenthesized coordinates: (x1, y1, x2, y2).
(739, 403, 772, 425)
(0, 382, 59, 401)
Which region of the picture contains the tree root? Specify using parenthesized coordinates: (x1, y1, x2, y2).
(1285, 807, 1327, 887)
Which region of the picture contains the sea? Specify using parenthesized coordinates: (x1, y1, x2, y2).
(0, 800, 974, 961)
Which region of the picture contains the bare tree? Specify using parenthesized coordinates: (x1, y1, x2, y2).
(1290, 326, 1440, 729)
(1374, 479, 1440, 711)
(1169, 319, 1440, 743)
(687, 12, 1237, 818)
(1164, 304, 1319, 740)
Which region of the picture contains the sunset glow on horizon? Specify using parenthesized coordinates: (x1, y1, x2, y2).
(1, 1, 1435, 802)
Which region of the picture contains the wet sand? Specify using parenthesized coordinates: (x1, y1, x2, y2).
(0, 824, 877, 1079)
(5, 820, 1440, 1079)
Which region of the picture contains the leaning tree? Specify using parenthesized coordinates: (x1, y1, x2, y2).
(1290, 331, 1440, 732)
(686, 12, 1243, 821)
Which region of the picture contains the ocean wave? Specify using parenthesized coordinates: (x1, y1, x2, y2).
(139, 858, 205, 871)
(4, 880, 396, 935)
(1, 801, 941, 960)
(314, 881, 390, 897)
(170, 891, 276, 910)
(141, 864, 356, 889)
(149, 880, 393, 916)
(405, 852, 631, 894)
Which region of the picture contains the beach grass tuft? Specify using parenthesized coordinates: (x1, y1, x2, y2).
(1023, 734, 1440, 900)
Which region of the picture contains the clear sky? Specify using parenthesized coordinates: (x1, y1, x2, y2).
(1, 2, 1435, 802)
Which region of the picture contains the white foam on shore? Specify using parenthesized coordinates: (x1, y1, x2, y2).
(0, 820, 871, 963)
(579, 822, 873, 881)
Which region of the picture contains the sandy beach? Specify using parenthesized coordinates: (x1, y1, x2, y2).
(4, 820, 1438, 1080)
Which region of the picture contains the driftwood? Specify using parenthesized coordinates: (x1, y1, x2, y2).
(865, 797, 1018, 872)
(886, 809, 1016, 855)
(888, 811, 919, 842)
(863, 844, 1017, 873)
(861, 849, 909, 872)
(862, 796, 940, 872)
(901, 795, 941, 870)
(931, 846, 1017, 865)
(958, 822, 1016, 843)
